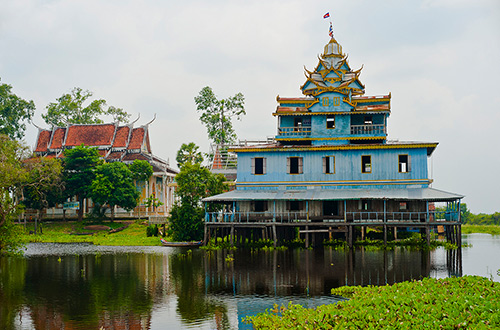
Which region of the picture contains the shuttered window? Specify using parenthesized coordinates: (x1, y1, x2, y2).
(251, 157, 266, 175)
(361, 155, 371, 173)
(323, 156, 335, 174)
(398, 155, 411, 173)
(288, 157, 303, 174)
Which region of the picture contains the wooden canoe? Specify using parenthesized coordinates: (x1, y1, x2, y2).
(160, 239, 202, 247)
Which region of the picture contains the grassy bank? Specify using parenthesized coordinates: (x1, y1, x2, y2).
(22, 221, 163, 246)
(462, 224, 500, 235)
(245, 276, 500, 329)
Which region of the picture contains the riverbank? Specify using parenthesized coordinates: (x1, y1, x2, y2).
(462, 224, 500, 235)
(19, 222, 500, 248)
(22, 220, 163, 246)
(245, 276, 500, 329)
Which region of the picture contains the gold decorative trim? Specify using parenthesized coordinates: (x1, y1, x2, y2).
(272, 110, 388, 117)
(275, 136, 386, 142)
(236, 179, 431, 186)
(230, 143, 437, 153)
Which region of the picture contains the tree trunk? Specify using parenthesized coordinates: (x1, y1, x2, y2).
(111, 205, 115, 222)
(78, 195, 84, 222)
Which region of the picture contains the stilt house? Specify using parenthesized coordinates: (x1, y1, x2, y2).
(203, 33, 464, 247)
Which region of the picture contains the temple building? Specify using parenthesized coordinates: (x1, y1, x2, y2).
(203, 32, 464, 247)
(31, 119, 177, 219)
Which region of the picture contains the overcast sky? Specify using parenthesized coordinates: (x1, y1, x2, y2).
(1, 0, 499, 213)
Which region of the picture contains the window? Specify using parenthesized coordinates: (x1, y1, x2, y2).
(399, 202, 408, 210)
(398, 154, 410, 173)
(361, 155, 372, 173)
(253, 201, 268, 212)
(323, 156, 335, 174)
(323, 201, 339, 216)
(359, 200, 371, 210)
(287, 157, 303, 174)
(251, 157, 266, 175)
(364, 116, 373, 125)
(322, 97, 329, 106)
(289, 201, 302, 211)
(326, 115, 335, 129)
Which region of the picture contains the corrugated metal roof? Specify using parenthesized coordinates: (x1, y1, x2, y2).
(203, 187, 464, 202)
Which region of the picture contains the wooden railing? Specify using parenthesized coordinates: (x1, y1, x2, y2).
(278, 126, 312, 136)
(350, 124, 386, 135)
(205, 210, 459, 224)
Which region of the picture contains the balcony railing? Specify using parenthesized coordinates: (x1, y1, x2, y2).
(351, 124, 386, 135)
(278, 126, 312, 137)
(205, 210, 459, 224)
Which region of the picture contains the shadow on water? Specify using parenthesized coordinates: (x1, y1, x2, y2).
(0, 242, 469, 330)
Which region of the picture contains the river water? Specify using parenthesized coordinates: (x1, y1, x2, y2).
(1, 233, 499, 330)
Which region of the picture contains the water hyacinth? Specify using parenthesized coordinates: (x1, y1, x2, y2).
(245, 276, 500, 329)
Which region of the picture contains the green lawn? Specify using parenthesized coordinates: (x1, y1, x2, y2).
(23, 221, 164, 246)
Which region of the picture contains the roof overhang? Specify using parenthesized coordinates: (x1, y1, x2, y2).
(203, 187, 464, 202)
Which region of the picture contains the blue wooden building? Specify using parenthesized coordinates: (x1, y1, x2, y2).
(203, 33, 463, 247)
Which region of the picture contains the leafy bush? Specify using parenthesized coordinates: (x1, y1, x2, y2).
(245, 276, 500, 329)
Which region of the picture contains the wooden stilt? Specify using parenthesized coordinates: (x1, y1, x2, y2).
(272, 224, 277, 247)
(305, 225, 309, 248)
(383, 225, 387, 246)
(393, 227, 398, 240)
(348, 225, 353, 248)
(230, 224, 234, 247)
(425, 226, 430, 246)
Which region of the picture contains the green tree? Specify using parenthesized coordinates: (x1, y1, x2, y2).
(63, 145, 102, 221)
(168, 162, 227, 241)
(0, 78, 35, 140)
(90, 162, 139, 220)
(176, 142, 203, 167)
(0, 135, 29, 253)
(22, 157, 65, 222)
(42, 87, 130, 127)
(194, 86, 245, 145)
(129, 159, 153, 182)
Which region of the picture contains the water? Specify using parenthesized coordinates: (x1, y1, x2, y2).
(1, 234, 499, 330)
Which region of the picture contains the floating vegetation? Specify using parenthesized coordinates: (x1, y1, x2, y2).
(245, 276, 500, 329)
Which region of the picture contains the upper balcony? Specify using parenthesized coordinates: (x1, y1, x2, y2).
(278, 126, 312, 137)
(350, 124, 386, 135)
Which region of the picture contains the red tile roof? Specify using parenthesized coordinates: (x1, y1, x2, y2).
(128, 127, 145, 150)
(122, 153, 149, 161)
(112, 126, 130, 148)
(34, 130, 52, 153)
(65, 124, 115, 147)
(106, 151, 124, 160)
(49, 128, 66, 149)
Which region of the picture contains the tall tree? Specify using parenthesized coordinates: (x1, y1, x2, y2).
(90, 162, 139, 220)
(176, 142, 203, 167)
(0, 135, 29, 253)
(42, 87, 130, 127)
(0, 78, 35, 140)
(168, 162, 227, 241)
(194, 86, 245, 145)
(63, 145, 102, 221)
(22, 157, 65, 222)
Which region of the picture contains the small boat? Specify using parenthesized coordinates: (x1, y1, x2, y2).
(160, 239, 202, 247)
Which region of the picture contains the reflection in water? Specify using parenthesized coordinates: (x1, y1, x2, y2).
(0, 238, 485, 330)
